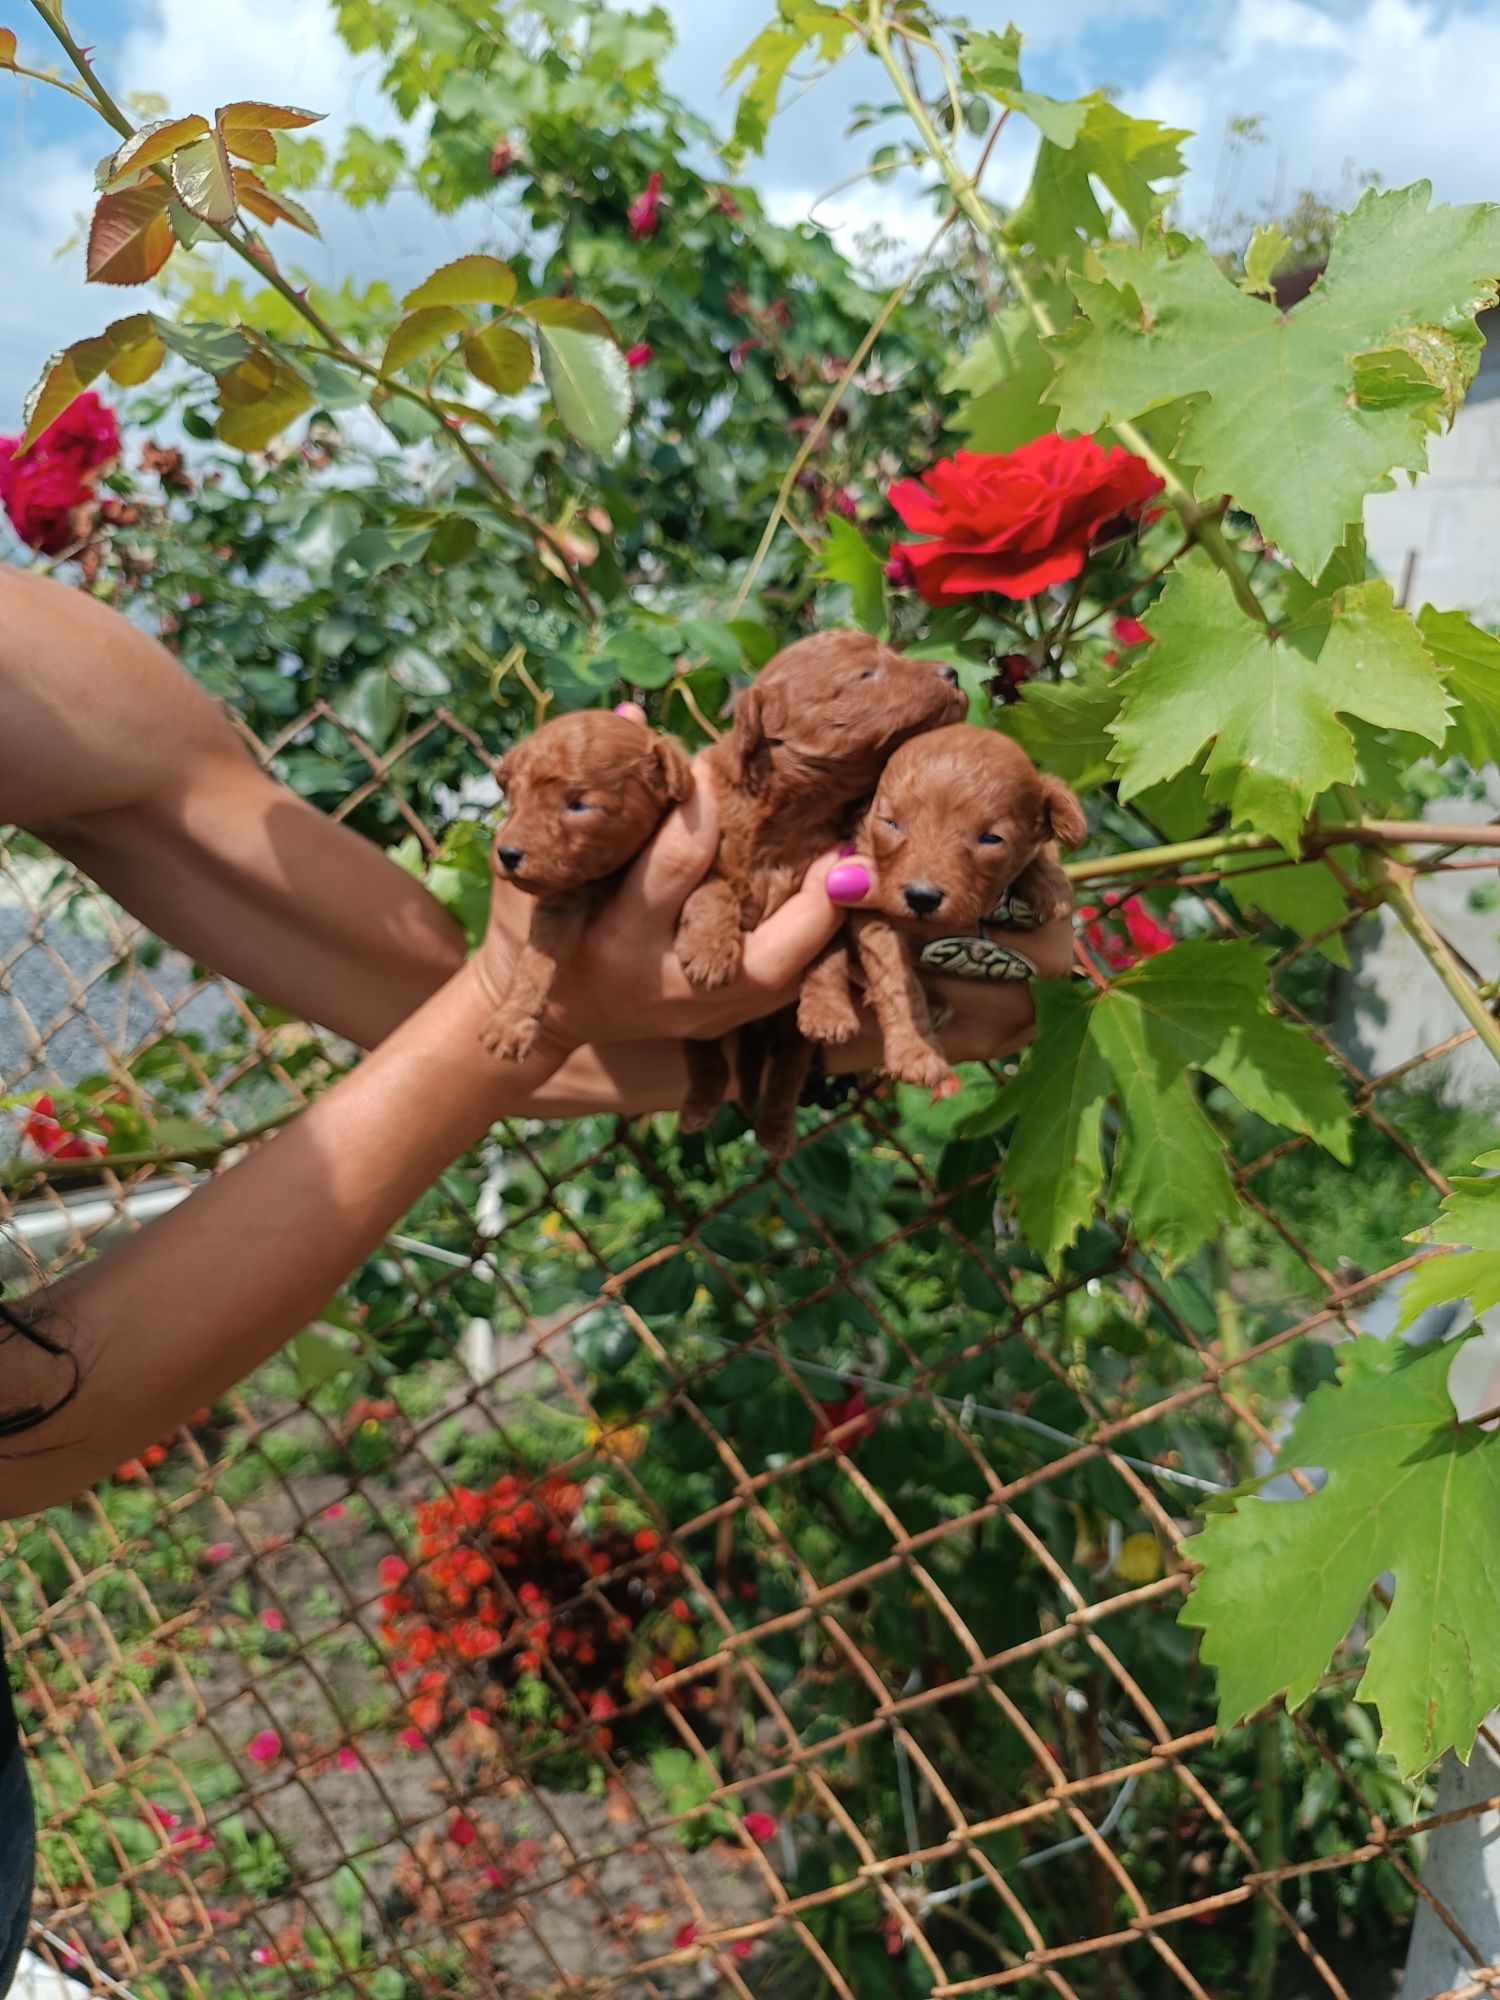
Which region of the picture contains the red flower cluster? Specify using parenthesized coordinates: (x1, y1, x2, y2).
(888, 436, 1163, 604)
(628, 172, 663, 240)
(0, 392, 119, 556)
(379, 1475, 697, 1753)
(1103, 613, 1153, 664)
(18, 1092, 110, 1161)
(1078, 893, 1175, 971)
(811, 1386, 877, 1455)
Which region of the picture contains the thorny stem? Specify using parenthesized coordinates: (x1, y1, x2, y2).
(866, 2, 1273, 632)
(28, 1, 595, 612)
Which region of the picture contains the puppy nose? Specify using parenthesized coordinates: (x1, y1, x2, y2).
(495, 845, 525, 873)
(903, 883, 944, 917)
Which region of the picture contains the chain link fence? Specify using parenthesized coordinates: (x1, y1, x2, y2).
(3, 701, 1498, 2000)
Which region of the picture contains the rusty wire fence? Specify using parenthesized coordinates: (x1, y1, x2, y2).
(2, 700, 1498, 2000)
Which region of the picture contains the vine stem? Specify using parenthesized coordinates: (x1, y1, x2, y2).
(27, 0, 595, 614)
(1064, 820, 1500, 886)
(1209, 1237, 1284, 2000)
(865, 1, 1272, 631)
(1368, 852, 1500, 1072)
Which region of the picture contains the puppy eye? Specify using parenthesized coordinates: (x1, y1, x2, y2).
(882, 817, 901, 832)
(565, 800, 592, 815)
(978, 832, 1005, 847)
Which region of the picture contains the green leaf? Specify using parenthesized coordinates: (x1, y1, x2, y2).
(462, 322, 533, 395)
(20, 317, 164, 448)
(819, 516, 885, 633)
(996, 659, 1120, 791)
(336, 665, 405, 749)
(1397, 1151, 1500, 1330)
(171, 129, 238, 224)
(102, 114, 211, 187)
(946, 306, 1061, 452)
(1109, 564, 1452, 853)
(1000, 940, 1349, 1269)
(1051, 186, 1500, 575)
(1006, 98, 1188, 260)
(1240, 221, 1293, 298)
(998, 980, 1113, 1263)
(725, 2, 852, 154)
(382, 306, 466, 375)
(1181, 1332, 1500, 1777)
(523, 299, 631, 454)
(403, 253, 516, 310)
(1417, 606, 1500, 769)
(284, 498, 362, 574)
(330, 523, 435, 585)
(214, 351, 314, 451)
(606, 631, 677, 689)
(1214, 851, 1353, 967)
(678, 617, 744, 674)
(156, 320, 251, 373)
(388, 643, 451, 697)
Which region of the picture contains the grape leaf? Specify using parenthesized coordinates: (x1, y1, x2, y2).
(1109, 563, 1452, 854)
(1181, 1331, 1500, 1777)
(725, 2, 852, 155)
(1214, 851, 1353, 968)
(998, 939, 1350, 1269)
(1397, 1151, 1500, 1331)
(1417, 606, 1500, 770)
(1050, 184, 1500, 576)
(946, 306, 1061, 452)
(1240, 222, 1293, 299)
(995, 658, 1120, 792)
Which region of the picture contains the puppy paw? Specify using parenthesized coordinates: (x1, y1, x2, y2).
(798, 989, 860, 1045)
(676, 934, 743, 991)
(757, 1113, 799, 1162)
(479, 1013, 539, 1062)
(678, 1095, 717, 1135)
(886, 1043, 955, 1093)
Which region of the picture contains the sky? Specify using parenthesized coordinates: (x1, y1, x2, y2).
(4, 0, 1500, 418)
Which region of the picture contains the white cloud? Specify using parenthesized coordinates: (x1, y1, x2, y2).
(1127, 0, 1500, 235)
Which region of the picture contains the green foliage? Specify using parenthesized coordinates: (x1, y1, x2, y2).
(1397, 1150, 1500, 1328)
(1110, 566, 1451, 851)
(986, 941, 1350, 1270)
(1051, 185, 1500, 576)
(1183, 1333, 1500, 1776)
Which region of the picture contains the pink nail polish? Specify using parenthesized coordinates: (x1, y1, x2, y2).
(614, 702, 640, 718)
(826, 861, 870, 904)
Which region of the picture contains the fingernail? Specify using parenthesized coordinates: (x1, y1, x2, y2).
(614, 701, 645, 721)
(826, 862, 870, 904)
(838, 843, 857, 858)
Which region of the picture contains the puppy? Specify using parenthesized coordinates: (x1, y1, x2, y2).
(675, 631, 968, 1153)
(480, 710, 692, 1061)
(801, 725, 1085, 1092)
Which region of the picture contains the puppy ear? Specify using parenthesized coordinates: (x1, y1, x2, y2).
(1039, 774, 1087, 849)
(725, 680, 772, 793)
(494, 749, 515, 796)
(653, 733, 694, 804)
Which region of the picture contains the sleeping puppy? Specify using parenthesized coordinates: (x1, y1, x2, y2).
(675, 631, 968, 1153)
(480, 710, 692, 1061)
(800, 724, 1085, 1093)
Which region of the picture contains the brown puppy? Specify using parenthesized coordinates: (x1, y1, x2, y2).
(675, 631, 968, 1152)
(801, 725, 1085, 1092)
(480, 710, 692, 1061)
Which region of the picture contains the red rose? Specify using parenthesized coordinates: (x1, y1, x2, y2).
(1111, 615, 1151, 648)
(0, 392, 119, 556)
(625, 343, 653, 370)
(888, 437, 1163, 603)
(628, 171, 663, 240)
